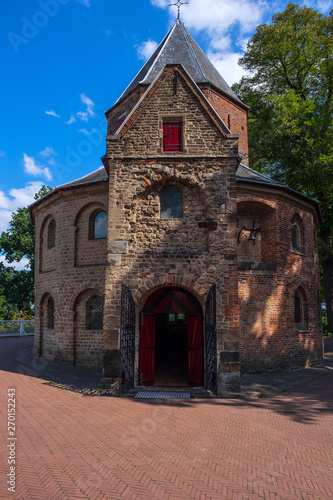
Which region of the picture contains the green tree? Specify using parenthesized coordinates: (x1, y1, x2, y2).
(233, 2, 333, 332)
(0, 185, 53, 319)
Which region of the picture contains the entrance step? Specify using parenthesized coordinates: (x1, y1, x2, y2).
(135, 390, 190, 399)
(128, 386, 212, 398)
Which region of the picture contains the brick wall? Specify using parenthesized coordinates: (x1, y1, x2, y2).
(237, 187, 323, 373)
(200, 85, 249, 166)
(33, 184, 108, 367)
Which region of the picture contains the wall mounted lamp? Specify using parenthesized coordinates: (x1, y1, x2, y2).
(237, 219, 261, 245)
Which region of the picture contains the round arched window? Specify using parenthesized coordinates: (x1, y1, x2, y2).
(93, 211, 108, 239)
(291, 217, 301, 251)
(160, 185, 183, 219)
(47, 220, 56, 248)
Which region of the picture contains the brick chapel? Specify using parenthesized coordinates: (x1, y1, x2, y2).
(29, 19, 323, 394)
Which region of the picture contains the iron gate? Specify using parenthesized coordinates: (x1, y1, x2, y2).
(120, 285, 135, 392)
(205, 284, 217, 394)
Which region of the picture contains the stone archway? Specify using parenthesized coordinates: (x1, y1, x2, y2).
(140, 286, 203, 387)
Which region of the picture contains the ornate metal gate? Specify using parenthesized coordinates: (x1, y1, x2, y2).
(205, 284, 217, 394)
(120, 285, 135, 392)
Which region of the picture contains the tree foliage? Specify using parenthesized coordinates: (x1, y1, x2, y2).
(233, 2, 333, 330)
(0, 185, 53, 319)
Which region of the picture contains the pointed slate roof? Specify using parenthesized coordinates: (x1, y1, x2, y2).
(116, 19, 245, 107)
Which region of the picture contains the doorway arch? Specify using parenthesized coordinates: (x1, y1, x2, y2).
(140, 286, 203, 386)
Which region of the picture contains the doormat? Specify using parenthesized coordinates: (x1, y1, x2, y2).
(135, 391, 191, 399)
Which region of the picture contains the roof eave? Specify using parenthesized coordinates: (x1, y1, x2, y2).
(237, 177, 323, 225)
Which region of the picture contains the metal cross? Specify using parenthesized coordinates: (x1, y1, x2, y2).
(169, 0, 189, 19)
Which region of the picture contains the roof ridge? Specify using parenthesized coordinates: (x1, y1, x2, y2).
(109, 19, 246, 110)
(141, 22, 178, 85)
(56, 166, 107, 189)
(179, 20, 208, 83)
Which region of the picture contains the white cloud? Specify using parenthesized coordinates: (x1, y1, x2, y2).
(0, 210, 13, 233)
(0, 151, 5, 157)
(0, 255, 30, 271)
(77, 111, 89, 122)
(180, 0, 267, 35)
(138, 39, 159, 60)
(78, 128, 90, 135)
(317, 0, 333, 11)
(65, 115, 76, 125)
(208, 51, 249, 86)
(151, 0, 168, 7)
(45, 109, 60, 118)
(0, 181, 44, 232)
(23, 153, 52, 181)
(77, 93, 95, 122)
(80, 94, 95, 116)
(39, 147, 57, 158)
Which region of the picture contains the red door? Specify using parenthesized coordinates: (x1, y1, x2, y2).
(139, 313, 155, 385)
(187, 313, 202, 386)
(163, 122, 182, 151)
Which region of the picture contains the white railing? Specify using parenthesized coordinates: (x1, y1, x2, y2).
(0, 320, 35, 337)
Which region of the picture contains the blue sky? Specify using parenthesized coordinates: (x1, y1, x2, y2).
(1, 0, 332, 267)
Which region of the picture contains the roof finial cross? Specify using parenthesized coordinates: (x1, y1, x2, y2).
(169, 0, 188, 20)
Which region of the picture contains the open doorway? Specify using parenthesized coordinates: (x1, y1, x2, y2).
(155, 313, 188, 386)
(140, 287, 203, 387)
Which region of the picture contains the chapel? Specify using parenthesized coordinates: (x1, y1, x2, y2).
(29, 18, 323, 394)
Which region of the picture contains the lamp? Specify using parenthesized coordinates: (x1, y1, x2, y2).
(237, 219, 261, 245)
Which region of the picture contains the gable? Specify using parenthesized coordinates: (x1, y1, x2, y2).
(114, 65, 231, 157)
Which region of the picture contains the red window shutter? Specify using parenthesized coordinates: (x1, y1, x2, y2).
(163, 122, 182, 151)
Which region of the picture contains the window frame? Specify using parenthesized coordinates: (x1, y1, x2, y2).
(47, 220, 57, 249)
(86, 295, 104, 331)
(159, 115, 187, 154)
(47, 297, 55, 329)
(291, 215, 306, 255)
(294, 288, 309, 332)
(160, 184, 183, 220)
(89, 210, 108, 240)
(163, 121, 182, 152)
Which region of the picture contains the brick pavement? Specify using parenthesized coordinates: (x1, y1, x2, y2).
(0, 337, 332, 500)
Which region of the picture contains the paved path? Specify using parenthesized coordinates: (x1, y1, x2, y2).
(0, 338, 333, 499)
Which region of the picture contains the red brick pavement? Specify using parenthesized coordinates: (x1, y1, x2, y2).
(0, 338, 332, 500)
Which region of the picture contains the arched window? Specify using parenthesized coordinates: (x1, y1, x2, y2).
(47, 220, 56, 248)
(47, 297, 55, 329)
(295, 288, 307, 329)
(86, 296, 104, 330)
(160, 185, 183, 219)
(291, 217, 301, 251)
(93, 211, 108, 239)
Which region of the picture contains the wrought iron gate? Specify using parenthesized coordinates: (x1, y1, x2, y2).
(205, 284, 217, 394)
(120, 285, 135, 392)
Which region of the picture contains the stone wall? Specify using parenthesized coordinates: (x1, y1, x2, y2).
(103, 65, 241, 393)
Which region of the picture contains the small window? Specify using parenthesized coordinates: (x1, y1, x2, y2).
(87, 296, 104, 330)
(93, 211, 108, 239)
(47, 220, 56, 248)
(163, 122, 182, 152)
(295, 288, 307, 330)
(47, 297, 55, 329)
(160, 185, 183, 219)
(291, 218, 301, 251)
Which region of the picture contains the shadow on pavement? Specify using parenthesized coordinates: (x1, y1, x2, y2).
(1, 337, 332, 422)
